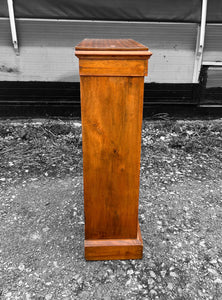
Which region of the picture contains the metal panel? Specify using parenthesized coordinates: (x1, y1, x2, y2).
(0, 19, 12, 45)
(203, 24, 222, 62)
(0, 0, 201, 22)
(0, 2, 8, 18)
(0, 20, 197, 83)
(207, 0, 222, 23)
(206, 67, 222, 88)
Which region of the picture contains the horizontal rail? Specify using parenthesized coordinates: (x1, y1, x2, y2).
(202, 61, 222, 66)
(0, 17, 198, 25)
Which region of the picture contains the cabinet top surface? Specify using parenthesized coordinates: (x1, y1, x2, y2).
(75, 39, 148, 51)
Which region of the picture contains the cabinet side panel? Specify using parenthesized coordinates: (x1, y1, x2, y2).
(81, 76, 144, 239)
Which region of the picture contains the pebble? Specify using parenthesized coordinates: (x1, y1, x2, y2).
(214, 278, 222, 284)
(53, 261, 59, 268)
(160, 270, 167, 278)
(73, 122, 82, 127)
(107, 268, 113, 275)
(150, 270, 156, 279)
(208, 268, 218, 276)
(199, 240, 205, 247)
(167, 282, 174, 290)
(30, 230, 42, 240)
(125, 278, 132, 286)
(5, 292, 12, 298)
(170, 271, 178, 278)
(26, 294, 31, 300)
(18, 263, 25, 271)
(150, 289, 157, 295)
(210, 259, 217, 265)
(127, 269, 134, 275)
(73, 274, 80, 280)
(198, 289, 204, 296)
(18, 280, 23, 286)
(178, 287, 183, 295)
(148, 278, 155, 285)
(42, 227, 50, 233)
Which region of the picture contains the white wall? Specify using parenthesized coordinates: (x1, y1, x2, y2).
(0, 19, 197, 83)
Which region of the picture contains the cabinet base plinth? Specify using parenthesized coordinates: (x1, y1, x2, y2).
(85, 225, 143, 261)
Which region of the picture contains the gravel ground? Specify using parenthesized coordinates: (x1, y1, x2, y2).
(0, 118, 222, 300)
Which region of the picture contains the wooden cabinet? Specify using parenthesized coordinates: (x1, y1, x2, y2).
(75, 39, 152, 260)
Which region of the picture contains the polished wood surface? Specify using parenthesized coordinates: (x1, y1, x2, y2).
(75, 39, 149, 51)
(85, 224, 143, 261)
(81, 76, 144, 240)
(75, 39, 152, 260)
(78, 59, 148, 76)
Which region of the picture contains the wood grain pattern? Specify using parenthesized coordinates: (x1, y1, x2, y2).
(79, 59, 148, 76)
(81, 75, 144, 240)
(75, 39, 149, 51)
(75, 39, 151, 260)
(85, 224, 143, 260)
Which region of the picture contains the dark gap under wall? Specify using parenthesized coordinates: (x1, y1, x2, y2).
(199, 66, 222, 106)
(0, 81, 221, 118)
